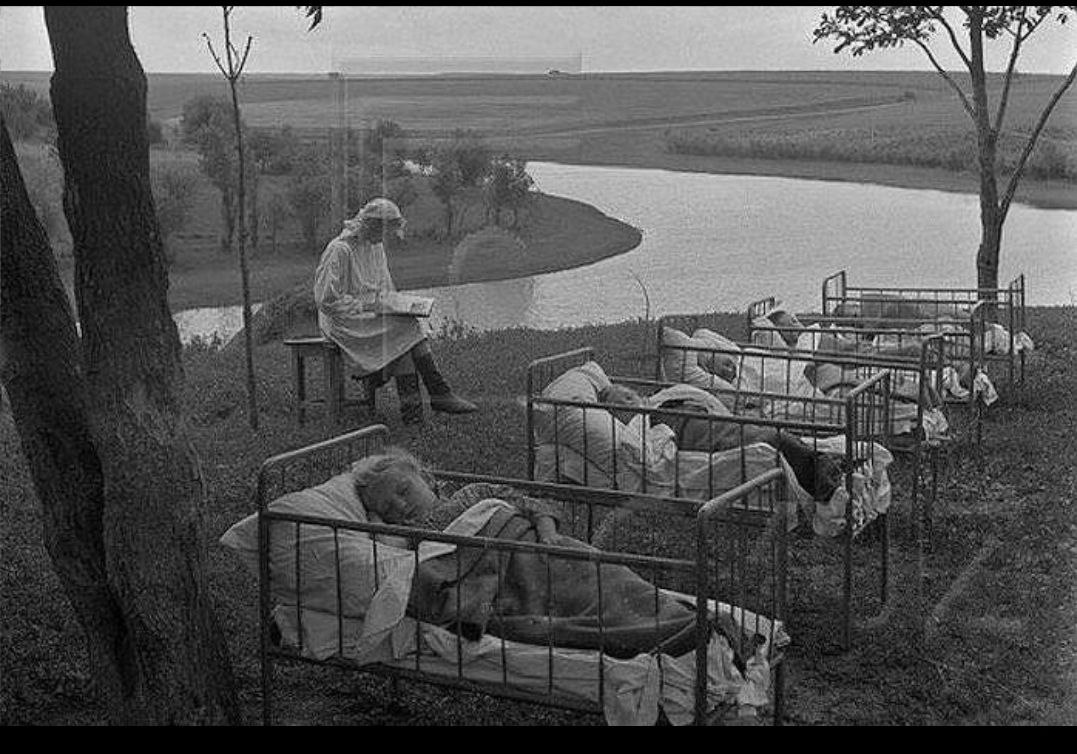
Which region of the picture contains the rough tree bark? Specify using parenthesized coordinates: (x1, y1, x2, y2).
(1, 116, 128, 716)
(2, 5, 240, 723)
(967, 8, 1004, 296)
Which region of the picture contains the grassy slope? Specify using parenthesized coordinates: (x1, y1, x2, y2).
(2, 307, 1075, 725)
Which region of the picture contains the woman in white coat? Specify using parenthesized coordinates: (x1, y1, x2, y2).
(314, 198, 477, 424)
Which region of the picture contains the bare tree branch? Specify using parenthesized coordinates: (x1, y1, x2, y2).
(911, 38, 976, 119)
(235, 35, 254, 75)
(201, 33, 229, 78)
(927, 7, 974, 70)
(993, 8, 1027, 134)
(999, 60, 1077, 221)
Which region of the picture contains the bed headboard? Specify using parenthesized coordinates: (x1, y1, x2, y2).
(256, 424, 390, 513)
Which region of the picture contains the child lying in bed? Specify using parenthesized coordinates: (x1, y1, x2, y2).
(352, 447, 765, 666)
(599, 384, 846, 502)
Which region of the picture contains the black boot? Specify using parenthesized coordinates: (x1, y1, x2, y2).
(396, 373, 424, 425)
(413, 351, 477, 414)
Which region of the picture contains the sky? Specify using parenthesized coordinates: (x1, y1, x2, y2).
(2, 5, 1076, 76)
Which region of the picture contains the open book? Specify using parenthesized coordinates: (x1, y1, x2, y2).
(375, 292, 435, 317)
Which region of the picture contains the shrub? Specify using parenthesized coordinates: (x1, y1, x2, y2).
(151, 162, 201, 267)
(0, 83, 54, 141)
(14, 142, 71, 261)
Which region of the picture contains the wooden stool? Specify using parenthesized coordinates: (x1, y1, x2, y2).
(284, 336, 377, 425)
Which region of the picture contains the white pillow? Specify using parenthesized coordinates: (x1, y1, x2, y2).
(690, 328, 740, 379)
(749, 316, 787, 349)
(660, 326, 737, 392)
(220, 470, 413, 619)
(533, 361, 623, 476)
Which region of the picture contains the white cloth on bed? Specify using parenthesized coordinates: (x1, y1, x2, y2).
(941, 366, 999, 406)
(272, 591, 787, 726)
(982, 323, 1035, 355)
(262, 492, 790, 726)
(808, 436, 893, 538)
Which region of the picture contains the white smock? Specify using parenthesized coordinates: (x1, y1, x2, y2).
(313, 225, 427, 375)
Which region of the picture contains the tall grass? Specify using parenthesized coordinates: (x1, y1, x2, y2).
(666, 123, 1077, 181)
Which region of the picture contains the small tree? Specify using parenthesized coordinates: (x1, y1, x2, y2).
(150, 162, 200, 268)
(147, 118, 165, 146)
(261, 190, 290, 254)
(813, 6, 1077, 297)
(204, 5, 259, 430)
(0, 83, 55, 141)
(182, 96, 239, 253)
(361, 119, 410, 183)
(287, 144, 331, 254)
(431, 147, 464, 238)
(451, 129, 492, 186)
(484, 156, 534, 228)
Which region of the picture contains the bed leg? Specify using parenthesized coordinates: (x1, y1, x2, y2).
(773, 660, 786, 727)
(262, 654, 274, 726)
(880, 512, 889, 606)
(926, 449, 938, 551)
(842, 529, 852, 652)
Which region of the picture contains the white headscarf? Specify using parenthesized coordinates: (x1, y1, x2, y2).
(341, 198, 406, 239)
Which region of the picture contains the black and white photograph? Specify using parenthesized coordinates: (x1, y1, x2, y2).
(1, 5, 1075, 726)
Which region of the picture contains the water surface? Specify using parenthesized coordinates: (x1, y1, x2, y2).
(175, 163, 1077, 343)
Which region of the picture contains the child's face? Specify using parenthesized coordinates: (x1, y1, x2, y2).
(603, 384, 643, 407)
(769, 310, 803, 346)
(601, 384, 645, 425)
(366, 466, 438, 525)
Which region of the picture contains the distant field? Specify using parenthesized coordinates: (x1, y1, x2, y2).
(6, 69, 1072, 138)
(7, 69, 1073, 189)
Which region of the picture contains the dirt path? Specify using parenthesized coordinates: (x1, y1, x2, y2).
(525, 98, 909, 139)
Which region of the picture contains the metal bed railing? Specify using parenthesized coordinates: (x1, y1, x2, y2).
(526, 347, 893, 651)
(658, 313, 958, 550)
(257, 424, 789, 726)
(744, 298, 984, 443)
(820, 269, 1027, 393)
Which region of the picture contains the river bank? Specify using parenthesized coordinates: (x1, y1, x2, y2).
(529, 128, 1077, 211)
(159, 190, 641, 312)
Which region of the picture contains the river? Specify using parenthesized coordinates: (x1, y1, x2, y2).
(175, 161, 1077, 343)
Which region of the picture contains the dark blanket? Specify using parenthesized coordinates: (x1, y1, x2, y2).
(408, 505, 746, 661)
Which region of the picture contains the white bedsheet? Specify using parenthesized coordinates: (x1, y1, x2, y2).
(273, 593, 787, 726)
(265, 497, 789, 724)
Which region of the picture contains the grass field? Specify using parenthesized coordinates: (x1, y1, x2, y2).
(2, 306, 1075, 725)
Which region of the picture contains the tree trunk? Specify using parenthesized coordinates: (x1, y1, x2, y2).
(42, 6, 239, 724)
(1, 116, 130, 719)
(248, 168, 260, 253)
(968, 9, 1002, 301)
(220, 188, 234, 254)
(224, 40, 259, 431)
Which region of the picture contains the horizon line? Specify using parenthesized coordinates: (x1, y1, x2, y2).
(2, 66, 1069, 78)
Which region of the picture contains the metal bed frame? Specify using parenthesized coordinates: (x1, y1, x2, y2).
(257, 424, 789, 726)
(745, 296, 984, 442)
(820, 269, 1027, 394)
(660, 311, 956, 547)
(526, 347, 893, 651)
